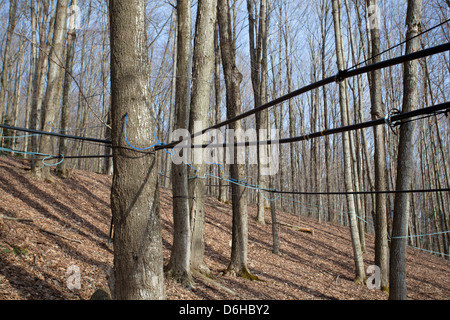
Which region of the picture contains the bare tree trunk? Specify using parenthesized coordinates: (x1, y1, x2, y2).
(343, 0, 365, 252)
(167, 0, 193, 286)
(270, 174, 279, 255)
(0, 0, 18, 125)
(319, 0, 332, 221)
(218, 0, 253, 279)
(9, 38, 25, 154)
(30, 1, 53, 170)
(109, 0, 165, 300)
(366, 0, 389, 292)
(101, 4, 113, 176)
(284, 20, 296, 216)
(24, 0, 38, 157)
(165, 9, 177, 189)
(331, 0, 365, 284)
(214, 19, 228, 203)
(188, 0, 217, 274)
(247, 0, 269, 225)
(355, 0, 377, 232)
(33, 0, 69, 179)
(422, 50, 450, 259)
(11, 32, 26, 146)
(57, 0, 77, 178)
(389, 0, 422, 300)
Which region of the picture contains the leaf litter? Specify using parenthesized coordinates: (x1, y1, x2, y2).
(0, 157, 448, 300)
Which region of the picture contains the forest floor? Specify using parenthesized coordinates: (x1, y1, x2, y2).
(0, 156, 449, 300)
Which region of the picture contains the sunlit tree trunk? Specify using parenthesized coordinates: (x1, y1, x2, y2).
(218, 0, 253, 278)
(188, 0, 217, 273)
(167, 0, 193, 286)
(30, 1, 53, 170)
(33, 0, 69, 179)
(57, 0, 78, 178)
(109, 0, 165, 299)
(389, 0, 422, 300)
(366, 0, 389, 292)
(214, 19, 228, 203)
(331, 0, 365, 284)
(0, 0, 18, 125)
(247, 0, 269, 225)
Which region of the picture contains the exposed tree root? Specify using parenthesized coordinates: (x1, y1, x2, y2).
(241, 266, 265, 282)
(353, 275, 366, 285)
(224, 265, 265, 282)
(192, 269, 240, 297)
(254, 216, 266, 225)
(192, 262, 211, 276)
(165, 266, 195, 289)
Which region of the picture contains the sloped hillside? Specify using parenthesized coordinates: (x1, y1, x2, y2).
(0, 156, 448, 300)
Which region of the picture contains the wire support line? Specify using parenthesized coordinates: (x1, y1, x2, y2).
(3, 99, 446, 155)
(0, 134, 40, 139)
(2, 43, 449, 155)
(156, 41, 450, 151)
(0, 153, 112, 161)
(0, 123, 156, 158)
(173, 101, 450, 149)
(0, 123, 111, 145)
(45, 154, 113, 160)
(391, 231, 450, 239)
(0, 147, 64, 166)
(348, 18, 450, 70)
(348, 208, 450, 258)
(1, 101, 448, 169)
(405, 245, 450, 258)
(259, 187, 450, 196)
(47, 122, 105, 133)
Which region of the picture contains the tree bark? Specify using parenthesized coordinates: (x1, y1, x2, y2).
(188, 0, 217, 273)
(343, 0, 365, 252)
(167, 0, 193, 286)
(218, 0, 253, 279)
(247, 0, 269, 225)
(33, 0, 69, 179)
(57, 0, 78, 178)
(0, 0, 18, 125)
(109, 0, 165, 299)
(164, 10, 177, 189)
(30, 1, 53, 169)
(319, 0, 332, 221)
(24, 0, 38, 157)
(331, 0, 365, 284)
(101, 5, 113, 176)
(389, 0, 422, 300)
(285, 19, 296, 216)
(270, 175, 279, 255)
(366, 0, 389, 292)
(214, 19, 228, 203)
